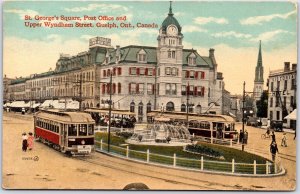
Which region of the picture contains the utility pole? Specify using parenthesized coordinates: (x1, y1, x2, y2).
(154, 64, 157, 110)
(242, 81, 245, 151)
(79, 74, 83, 111)
(107, 71, 112, 153)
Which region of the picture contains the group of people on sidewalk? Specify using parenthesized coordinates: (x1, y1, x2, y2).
(22, 132, 34, 152)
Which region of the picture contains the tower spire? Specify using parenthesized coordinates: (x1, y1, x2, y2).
(168, 1, 173, 16)
(257, 40, 262, 67)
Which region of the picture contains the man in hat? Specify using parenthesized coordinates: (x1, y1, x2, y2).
(22, 133, 28, 152)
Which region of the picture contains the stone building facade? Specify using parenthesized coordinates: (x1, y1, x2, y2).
(267, 62, 297, 128)
(5, 4, 226, 122)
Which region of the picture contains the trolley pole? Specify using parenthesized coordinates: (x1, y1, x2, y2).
(107, 72, 112, 153)
(242, 81, 245, 151)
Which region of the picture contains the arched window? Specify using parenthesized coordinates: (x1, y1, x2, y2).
(130, 101, 135, 113)
(188, 53, 196, 65)
(118, 83, 121, 94)
(90, 102, 93, 108)
(86, 103, 89, 108)
(138, 102, 143, 122)
(166, 101, 174, 111)
(147, 102, 151, 113)
(82, 103, 85, 109)
(181, 104, 186, 112)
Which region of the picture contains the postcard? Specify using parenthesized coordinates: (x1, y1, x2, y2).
(2, 0, 297, 190)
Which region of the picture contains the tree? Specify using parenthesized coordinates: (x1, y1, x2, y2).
(256, 91, 268, 118)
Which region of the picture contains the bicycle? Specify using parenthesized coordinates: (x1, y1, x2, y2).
(261, 132, 271, 139)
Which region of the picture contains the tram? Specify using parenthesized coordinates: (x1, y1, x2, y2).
(85, 108, 136, 128)
(147, 111, 238, 140)
(34, 109, 95, 155)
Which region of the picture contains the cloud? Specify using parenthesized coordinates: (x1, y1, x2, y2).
(182, 25, 207, 33)
(250, 30, 291, 42)
(240, 10, 296, 25)
(194, 16, 228, 25)
(65, 3, 128, 13)
(3, 36, 88, 78)
(212, 31, 252, 39)
(80, 35, 94, 41)
(4, 9, 39, 20)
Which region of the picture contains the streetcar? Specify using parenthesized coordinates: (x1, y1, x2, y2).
(85, 108, 136, 128)
(34, 109, 95, 155)
(147, 111, 238, 140)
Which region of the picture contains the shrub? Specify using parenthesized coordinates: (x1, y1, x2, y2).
(116, 131, 133, 139)
(185, 144, 221, 158)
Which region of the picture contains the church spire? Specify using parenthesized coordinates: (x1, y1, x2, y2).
(254, 40, 264, 82)
(168, 1, 173, 16)
(257, 40, 262, 67)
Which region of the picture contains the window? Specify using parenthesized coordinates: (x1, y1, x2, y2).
(148, 68, 153, 76)
(171, 84, 176, 95)
(276, 111, 280, 120)
(172, 51, 176, 58)
(117, 67, 122, 75)
(147, 102, 151, 113)
(79, 124, 87, 136)
(138, 102, 143, 120)
(190, 71, 195, 78)
(168, 50, 171, 58)
(284, 80, 287, 90)
(166, 83, 171, 95)
(166, 101, 175, 111)
(277, 81, 280, 90)
(107, 69, 111, 76)
(140, 68, 145, 75)
(182, 85, 186, 95)
(181, 104, 186, 112)
(291, 96, 294, 106)
(189, 85, 194, 95)
(118, 83, 121, 94)
(172, 68, 177, 76)
(68, 125, 77, 136)
(129, 83, 136, 94)
(188, 57, 196, 65)
(138, 54, 146, 62)
(147, 84, 153, 95)
(275, 97, 279, 107)
(270, 97, 273, 107)
(130, 102, 135, 113)
(208, 88, 210, 97)
(291, 79, 296, 89)
(138, 83, 144, 94)
(130, 67, 137, 75)
(270, 82, 274, 92)
(88, 125, 94, 136)
(165, 67, 171, 75)
(112, 83, 116, 94)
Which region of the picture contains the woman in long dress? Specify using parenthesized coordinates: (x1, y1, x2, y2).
(22, 133, 28, 152)
(27, 132, 34, 150)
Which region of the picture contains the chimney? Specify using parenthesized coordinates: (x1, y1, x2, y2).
(284, 62, 290, 72)
(292, 63, 297, 71)
(209, 48, 215, 58)
(116, 45, 120, 63)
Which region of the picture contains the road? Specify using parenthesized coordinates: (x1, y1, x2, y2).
(2, 112, 296, 190)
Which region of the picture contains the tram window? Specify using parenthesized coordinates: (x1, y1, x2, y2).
(88, 125, 94, 135)
(68, 125, 77, 136)
(79, 124, 87, 136)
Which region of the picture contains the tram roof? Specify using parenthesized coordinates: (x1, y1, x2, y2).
(35, 109, 95, 123)
(147, 111, 235, 123)
(84, 108, 136, 116)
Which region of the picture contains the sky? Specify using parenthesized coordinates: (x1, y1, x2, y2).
(3, 1, 298, 95)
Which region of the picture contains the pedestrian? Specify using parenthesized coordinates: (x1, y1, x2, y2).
(270, 141, 279, 161)
(271, 131, 276, 142)
(27, 132, 34, 150)
(244, 130, 248, 144)
(239, 129, 244, 143)
(22, 133, 28, 152)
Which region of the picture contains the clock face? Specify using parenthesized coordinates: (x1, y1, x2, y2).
(167, 26, 177, 35)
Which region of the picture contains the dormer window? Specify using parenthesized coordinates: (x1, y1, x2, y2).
(188, 53, 196, 65)
(105, 52, 110, 64)
(137, 49, 147, 63)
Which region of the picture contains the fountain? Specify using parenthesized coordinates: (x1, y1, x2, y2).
(126, 123, 192, 145)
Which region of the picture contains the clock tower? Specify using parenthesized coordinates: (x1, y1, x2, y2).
(156, 2, 183, 111)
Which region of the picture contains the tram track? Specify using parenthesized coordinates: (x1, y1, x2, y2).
(75, 152, 259, 190)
